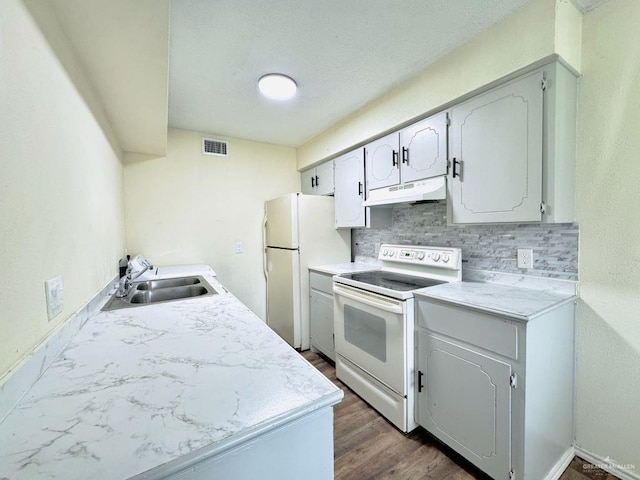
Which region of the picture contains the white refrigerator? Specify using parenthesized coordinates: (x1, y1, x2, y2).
(264, 193, 351, 350)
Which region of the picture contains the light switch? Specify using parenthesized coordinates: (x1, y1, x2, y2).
(45, 276, 64, 320)
(235, 242, 244, 254)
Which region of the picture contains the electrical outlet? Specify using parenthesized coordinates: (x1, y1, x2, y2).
(517, 249, 534, 269)
(45, 276, 64, 320)
(235, 241, 244, 254)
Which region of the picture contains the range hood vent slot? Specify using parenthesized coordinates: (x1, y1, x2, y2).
(363, 176, 447, 207)
(202, 138, 228, 156)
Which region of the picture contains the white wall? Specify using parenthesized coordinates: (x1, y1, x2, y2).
(124, 128, 299, 319)
(0, 0, 125, 377)
(575, 0, 640, 469)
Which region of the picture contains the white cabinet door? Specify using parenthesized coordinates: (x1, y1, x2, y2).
(417, 331, 512, 480)
(449, 72, 544, 223)
(301, 169, 316, 195)
(301, 160, 334, 196)
(400, 112, 448, 183)
(334, 149, 366, 228)
(309, 289, 335, 361)
(365, 132, 400, 192)
(314, 160, 334, 196)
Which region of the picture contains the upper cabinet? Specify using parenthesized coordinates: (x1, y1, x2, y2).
(309, 58, 577, 225)
(334, 148, 393, 229)
(334, 149, 366, 228)
(301, 159, 334, 196)
(364, 132, 399, 192)
(448, 61, 577, 224)
(364, 112, 449, 193)
(449, 72, 544, 223)
(399, 112, 448, 183)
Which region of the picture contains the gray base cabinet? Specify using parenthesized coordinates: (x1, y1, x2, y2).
(309, 271, 336, 360)
(416, 297, 575, 480)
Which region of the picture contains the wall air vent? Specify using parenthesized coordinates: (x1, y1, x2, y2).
(202, 138, 228, 156)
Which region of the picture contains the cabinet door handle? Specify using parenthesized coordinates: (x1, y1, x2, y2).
(311, 176, 315, 188)
(402, 147, 409, 165)
(315, 175, 319, 186)
(418, 370, 424, 393)
(392, 150, 398, 167)
(358, 181, 363, 196)
(452, 158, 461, 179)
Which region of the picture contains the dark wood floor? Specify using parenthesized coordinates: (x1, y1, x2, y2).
(302, 351, 619, 480)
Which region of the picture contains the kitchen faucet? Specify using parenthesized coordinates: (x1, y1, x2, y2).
(116, 262, 153, 298)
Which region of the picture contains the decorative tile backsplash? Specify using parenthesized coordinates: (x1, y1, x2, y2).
(353, 202, 579, 280)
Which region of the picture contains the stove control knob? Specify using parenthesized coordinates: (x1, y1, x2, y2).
(382, 249, 388, 256)
(417, 252, 425, 260)
(442, 254, 450, 263)
(432, 253, 441, 262)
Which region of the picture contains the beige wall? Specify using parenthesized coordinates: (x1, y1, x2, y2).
(0, 0, 125, 377)
(575, 0, 640, 469)
(124, 128, 299, 319)
(297, 0, 566, 169)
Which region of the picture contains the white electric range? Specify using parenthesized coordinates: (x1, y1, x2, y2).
(332, 244, 462, 432)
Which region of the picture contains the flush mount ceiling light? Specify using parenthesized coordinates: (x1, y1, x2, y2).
(258, 73, 297, 100)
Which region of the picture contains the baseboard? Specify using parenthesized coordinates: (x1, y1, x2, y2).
(574, 446, 640, 480)
(543, 447, 575, 480)
(0, 275, 118, 422)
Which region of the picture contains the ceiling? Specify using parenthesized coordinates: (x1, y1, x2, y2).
(40, 0, 610, 154)
(168, 0, 536, 147)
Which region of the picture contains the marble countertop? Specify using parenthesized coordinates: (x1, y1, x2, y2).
(0, 273, 342, 479)
(309, 262, 380, 275)
(415, 281, 577, 321)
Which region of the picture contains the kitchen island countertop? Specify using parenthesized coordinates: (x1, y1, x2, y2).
(0, 272, 342, 479)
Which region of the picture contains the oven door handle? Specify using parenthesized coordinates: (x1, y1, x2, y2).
(333, 285, 404, 314)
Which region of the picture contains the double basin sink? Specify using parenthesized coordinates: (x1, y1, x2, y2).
(102, 275, 217, 311)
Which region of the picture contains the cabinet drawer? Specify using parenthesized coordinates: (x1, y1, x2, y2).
(310, 272, 334, 295)
(417, 299, 518, 360)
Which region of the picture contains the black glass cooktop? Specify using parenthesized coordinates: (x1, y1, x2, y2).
(341, 271, 444, 292)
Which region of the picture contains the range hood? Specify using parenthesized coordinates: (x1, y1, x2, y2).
(363, 176, 446, 207)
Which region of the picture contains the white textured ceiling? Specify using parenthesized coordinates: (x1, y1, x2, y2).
(168, 0, 535, 147)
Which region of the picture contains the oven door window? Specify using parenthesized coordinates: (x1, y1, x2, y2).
(344, 305, 387, 362)
(334, 285, 406, 394)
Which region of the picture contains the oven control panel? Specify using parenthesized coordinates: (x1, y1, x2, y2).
(378, 244, 461, 269)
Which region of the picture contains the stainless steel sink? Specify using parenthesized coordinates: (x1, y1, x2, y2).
(129, 285, 208, 304)
(102, 275, 217, 311)
(135, 277, 201, 290)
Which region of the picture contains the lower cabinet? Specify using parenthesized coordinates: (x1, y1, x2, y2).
(165, 407, 336, 480)
(416, 331, 512, 479)
(309, 271, 336, 360)
(415, 297, 575, 480)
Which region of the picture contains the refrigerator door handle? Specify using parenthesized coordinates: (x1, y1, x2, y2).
(263, 207, 269, 323)
(262, 209, 269, 281)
